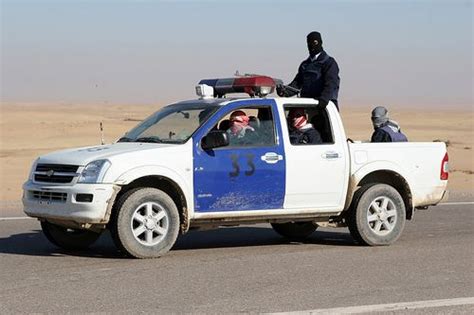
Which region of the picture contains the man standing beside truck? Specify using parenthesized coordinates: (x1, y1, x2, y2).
(277, 31, 341, 110)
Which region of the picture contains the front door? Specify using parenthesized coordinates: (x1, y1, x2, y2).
(193, 100, 285, 212)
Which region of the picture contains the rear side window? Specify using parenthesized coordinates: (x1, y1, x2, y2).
(284, 105, 334, 144)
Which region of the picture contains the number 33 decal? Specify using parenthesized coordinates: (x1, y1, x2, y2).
(229, 153, 255, 177)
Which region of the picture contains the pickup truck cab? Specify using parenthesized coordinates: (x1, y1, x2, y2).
(23, 76, 449, 258)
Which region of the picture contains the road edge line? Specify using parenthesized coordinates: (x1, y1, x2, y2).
(270, 297, 474, 314)
(0, 217, 34, 221)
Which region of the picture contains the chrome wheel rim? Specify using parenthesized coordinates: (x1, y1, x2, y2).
(130, 202, 169, 246)
(367, 196, 397, 236)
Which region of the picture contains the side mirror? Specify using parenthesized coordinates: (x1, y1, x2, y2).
(201, 130, 229, 150)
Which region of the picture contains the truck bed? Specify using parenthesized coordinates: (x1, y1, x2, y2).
(348, 141, 448, 207)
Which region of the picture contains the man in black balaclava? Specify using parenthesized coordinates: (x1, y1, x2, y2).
(277, 31, 341, 110)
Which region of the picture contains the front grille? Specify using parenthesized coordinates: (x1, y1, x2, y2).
(31, 190, 67, 202)
(34, 164, 79, 183)
(36, 164, 79, 173)
(34, 174, 75, 183)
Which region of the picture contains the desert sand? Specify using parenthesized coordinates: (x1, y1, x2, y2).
(0, 102, 472, 202)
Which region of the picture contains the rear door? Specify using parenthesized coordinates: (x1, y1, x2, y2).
(193, 99, 285, 212)
(283, 103, 348, 210)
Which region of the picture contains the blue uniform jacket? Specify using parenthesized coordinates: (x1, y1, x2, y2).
(371, 125, 408, 143)
(289, 51, 340, 106)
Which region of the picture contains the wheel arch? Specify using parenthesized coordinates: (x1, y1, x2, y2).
(113, 175, 190, 233)
(349, 169, 414, 220)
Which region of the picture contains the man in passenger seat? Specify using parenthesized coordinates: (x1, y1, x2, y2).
(288, 108, 322, 145)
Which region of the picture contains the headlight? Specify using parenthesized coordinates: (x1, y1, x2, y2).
(78, 160, 111, 183)
(28, 158, 39, 180)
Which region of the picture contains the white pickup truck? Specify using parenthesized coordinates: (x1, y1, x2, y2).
(23, 76, 449, 258)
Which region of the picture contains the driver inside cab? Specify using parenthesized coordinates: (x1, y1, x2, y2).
(227, 110, 258, 146)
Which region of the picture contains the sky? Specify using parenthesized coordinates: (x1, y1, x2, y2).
(1, 0, 473, 108)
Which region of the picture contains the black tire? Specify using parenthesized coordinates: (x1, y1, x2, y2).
(110, 188, 180, 258)
(41, 221, 101, 250)
(347, 184, 406, 246)
(271, 221, 317, 240)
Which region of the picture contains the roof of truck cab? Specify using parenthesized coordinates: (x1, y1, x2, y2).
(172, 97, 298, 106)
(172, 97, 260, 106)
(167, 97, 318, 110)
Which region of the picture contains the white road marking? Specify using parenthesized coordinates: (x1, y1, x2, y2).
(0, 202, 472, 221)
(440, 201, 474, 206)
(275, 297, 474, 314)
(0, 216, 34, 221)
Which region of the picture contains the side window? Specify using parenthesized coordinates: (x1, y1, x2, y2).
(213, 106, 276, 148)
(284, 105, 334, 145)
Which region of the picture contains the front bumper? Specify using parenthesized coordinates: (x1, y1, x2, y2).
(22, 181, 120, 224)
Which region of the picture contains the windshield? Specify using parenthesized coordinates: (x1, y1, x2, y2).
(118, 103, 219, 144)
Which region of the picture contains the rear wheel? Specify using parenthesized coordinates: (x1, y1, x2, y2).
(41, 221, 101, 250)
(111, 188, 180, 258)
(271, 221, 317, 240)
(347, 184, 406, 246)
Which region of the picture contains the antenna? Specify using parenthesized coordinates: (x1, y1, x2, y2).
(100, 121, 105, 145)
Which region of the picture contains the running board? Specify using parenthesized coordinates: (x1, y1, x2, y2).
(190, 211, 341, 227)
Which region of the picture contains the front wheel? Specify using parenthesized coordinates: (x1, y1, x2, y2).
(41, 221, 101, 250)
(111, 188, 180, 258)
(347, 184, 406, 246)
(271, 221, 317, 240)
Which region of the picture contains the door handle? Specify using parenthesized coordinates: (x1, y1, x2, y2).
(260, 152, 283, 164)
(323, 151, 340, 159)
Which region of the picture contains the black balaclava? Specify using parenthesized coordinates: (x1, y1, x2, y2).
(307, 31, 323, 58)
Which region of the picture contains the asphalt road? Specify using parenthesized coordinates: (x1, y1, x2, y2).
(1, 201, 473, 314)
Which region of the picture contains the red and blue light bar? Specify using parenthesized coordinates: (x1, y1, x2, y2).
(198, 75, 279, 97)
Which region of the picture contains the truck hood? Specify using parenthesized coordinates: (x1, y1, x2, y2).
(37, 143, 176, 166)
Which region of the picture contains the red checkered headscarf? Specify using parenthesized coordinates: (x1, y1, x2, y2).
(230, 110, 250, 135)
(288, 108, 307, 129)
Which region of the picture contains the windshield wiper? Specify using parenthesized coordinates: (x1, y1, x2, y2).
(135, 136, 163, 143)
(159, 139, 184, 144)
(117, 136, 133, 142)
